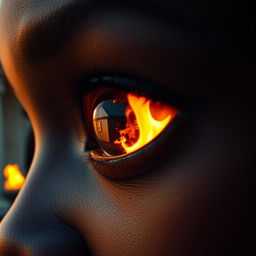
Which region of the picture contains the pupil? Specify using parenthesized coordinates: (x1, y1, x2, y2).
(93, 99, 139, 156)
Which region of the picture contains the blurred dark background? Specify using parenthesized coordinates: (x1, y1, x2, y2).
(0, 66, 33, 220)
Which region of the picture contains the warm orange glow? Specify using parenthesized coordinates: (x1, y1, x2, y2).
(115, 93, 178, 154)
(3, 164, 25, 191)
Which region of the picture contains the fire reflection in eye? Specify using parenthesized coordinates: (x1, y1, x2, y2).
(93, 93, 178, 157)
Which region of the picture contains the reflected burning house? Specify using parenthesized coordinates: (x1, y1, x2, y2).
(93, 100, 127, 155)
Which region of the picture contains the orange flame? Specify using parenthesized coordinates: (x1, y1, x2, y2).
(115, 93, 178, 154)
(3, 164, 25, 191)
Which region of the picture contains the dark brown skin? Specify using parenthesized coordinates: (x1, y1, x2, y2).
(0, 1, 255, 255)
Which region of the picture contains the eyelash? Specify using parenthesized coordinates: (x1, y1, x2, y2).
(69, 73, 194, 110)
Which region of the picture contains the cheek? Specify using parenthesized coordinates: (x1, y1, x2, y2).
(53, 160, 218, 256)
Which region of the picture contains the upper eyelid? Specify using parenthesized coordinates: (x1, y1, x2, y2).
(73, 73, 203, 113)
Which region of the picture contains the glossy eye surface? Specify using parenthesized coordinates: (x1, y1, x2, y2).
(92, 92, 179, 157)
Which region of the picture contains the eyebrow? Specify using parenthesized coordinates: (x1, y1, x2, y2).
(20, 0, 187, 64)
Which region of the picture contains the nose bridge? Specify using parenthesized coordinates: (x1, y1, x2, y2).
(0, 167, 91, 256)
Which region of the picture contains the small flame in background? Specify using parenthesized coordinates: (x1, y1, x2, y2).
(3, 164, 25, 191)
(114, 93, 178, 154)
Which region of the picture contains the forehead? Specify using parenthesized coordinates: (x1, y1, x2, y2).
(0, 0, 249, 35)
(0, 0, 251, 64)
(0, 0, 253, 68)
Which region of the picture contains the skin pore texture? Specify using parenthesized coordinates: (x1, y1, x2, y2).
(0, 0, 255, 255)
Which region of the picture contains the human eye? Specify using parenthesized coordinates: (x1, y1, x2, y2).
(80, 75, 190, 180)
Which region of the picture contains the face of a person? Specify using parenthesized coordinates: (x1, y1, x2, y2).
(0, 0, 255, 255)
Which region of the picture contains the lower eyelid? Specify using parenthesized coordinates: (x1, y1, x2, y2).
(87, 110, 185, 181)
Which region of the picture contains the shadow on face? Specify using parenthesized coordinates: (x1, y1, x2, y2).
(0, 0, 255, 255)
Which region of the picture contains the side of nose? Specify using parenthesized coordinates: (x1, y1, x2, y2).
(0, 180, 91, 256)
